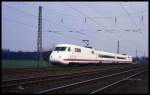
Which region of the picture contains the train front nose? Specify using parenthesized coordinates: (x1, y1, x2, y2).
(50, 51, 68, 64)
(49, 52, 68, 65)
(50, 53, 62, 62)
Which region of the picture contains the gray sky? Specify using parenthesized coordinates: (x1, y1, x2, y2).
(2, 2, 148, 57)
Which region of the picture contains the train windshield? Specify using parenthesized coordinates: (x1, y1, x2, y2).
(54, 47, 67, 51)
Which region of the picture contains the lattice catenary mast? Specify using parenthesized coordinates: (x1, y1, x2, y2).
(37, 6, 42, 68)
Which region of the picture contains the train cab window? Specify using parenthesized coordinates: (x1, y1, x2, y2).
(68, 47, 71, 51)
(54, 47, 67, 51)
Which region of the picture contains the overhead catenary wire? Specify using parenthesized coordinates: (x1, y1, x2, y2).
(128, 3, 146, 42)
(84, 3, 147, 49)
(119, 2, 138, 29)
(61, 2, 147, 53)
(3, 17, 65, 43)
(85, 10, 147, 19)
(85, 2, 145, 56)
(3, 5, 91, 46)
(82, 3, 140, 49)
(61, 3, 113, 45)
(4, 17, 86, 42)
(3, 4, 147, 56)
(61, 2, 125, 43)
(4, 6, 87, 36)
(3, 17, 37, 29)
(5, 5, 147, 23)
(61, 2, 107, 29)
(3, 17, 61, 35)
(4, 16, 72, 44)
(43, 4, 147, 19)
(5, 5, 146, 39)
(4, 17, 62, 38)
(4, 6, 72, 29)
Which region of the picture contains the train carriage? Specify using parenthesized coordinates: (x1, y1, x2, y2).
(49, 44, 133, 65)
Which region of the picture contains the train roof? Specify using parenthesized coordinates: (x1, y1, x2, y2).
(56, 44, 95, 50)
(55, 44, 131, 57)
(97, 50, 116, 56)
(56, 44, 76, 47)
(97, 50, 130, 57)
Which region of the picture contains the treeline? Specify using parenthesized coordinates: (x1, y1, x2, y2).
(2, 49, 52, 61)
(2, 49, 148, 64)
(132, 57, 148, 64)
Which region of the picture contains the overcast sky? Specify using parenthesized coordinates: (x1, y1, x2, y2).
(2, 2, 148, 57)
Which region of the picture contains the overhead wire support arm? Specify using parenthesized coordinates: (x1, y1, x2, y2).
(62, 2, 107, 29)
(82, 40, 90, 47)
(84, 3, 141, 48)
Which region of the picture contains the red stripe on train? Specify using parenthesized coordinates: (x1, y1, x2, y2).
(64, 59, 99, 61)
(63, 58, 131, 62)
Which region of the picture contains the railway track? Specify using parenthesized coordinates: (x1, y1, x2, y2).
(36, 66, 147, 94)
(2, 66, 124, 86)
(90, 70, 147, 94)
(108, 70, 148, 93)
(2, 63, 134, 80)
(2, 63, 134, 73)
(2, 64, 146, 93)
(2, 65, 136, 86)
(2, 64, 106, 80)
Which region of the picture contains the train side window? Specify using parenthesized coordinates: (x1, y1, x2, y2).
(91, 51, 94, 54)
(100, 55, 115, 58)
(68, 47, 71, 51)
(117, 57, 125, 59)
(75, 48, 81, 53)
(75, 48, 77, 52)
(79, 48, 81, 52)
(98, 54, 101, 57)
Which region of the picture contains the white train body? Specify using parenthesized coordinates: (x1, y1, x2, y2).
(49, 44, 133, 65)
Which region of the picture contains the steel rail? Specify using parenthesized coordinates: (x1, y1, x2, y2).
(2, 64, 139, 83)
(2, 65, 135, 88)
(2, 64, 130, 83)
(2, 64, 114, 72)
(90, 69, 147, 94)
(35, 66, 144, 94)
(2, 64, 135, 74)
(2, 66, 121, 82)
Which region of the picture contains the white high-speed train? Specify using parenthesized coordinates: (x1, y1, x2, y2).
(49, 44, 133, 65)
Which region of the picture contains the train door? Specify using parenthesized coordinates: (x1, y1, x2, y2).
(70, 47, 76, 59)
